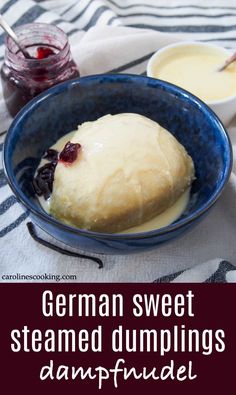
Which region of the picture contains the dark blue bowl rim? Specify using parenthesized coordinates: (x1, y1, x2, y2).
(3, 73, 233, 240)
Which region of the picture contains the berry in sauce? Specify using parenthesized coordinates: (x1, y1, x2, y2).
(33, 161, 57, 200)
(36, 46, 55, 59)
(43, 148, 58, 162)
(59, 142, 81, 164)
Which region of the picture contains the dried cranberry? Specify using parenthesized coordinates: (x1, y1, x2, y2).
(36, 46, 55, 59)
(59, 141, 81, 164)
(43, 148, 58, 162)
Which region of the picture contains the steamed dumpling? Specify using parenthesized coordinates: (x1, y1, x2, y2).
(50, 113, 194, 233)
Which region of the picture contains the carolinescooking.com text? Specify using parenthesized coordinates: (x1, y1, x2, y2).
(1, 273, 77, 282)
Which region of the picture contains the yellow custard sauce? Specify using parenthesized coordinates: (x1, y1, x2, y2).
(119, 188, 189, 234)
(153, 46, 236, 102)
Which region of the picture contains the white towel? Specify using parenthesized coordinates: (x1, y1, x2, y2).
(0, 0, 236, 282)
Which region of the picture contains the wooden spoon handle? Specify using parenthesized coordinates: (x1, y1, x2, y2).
(218, 52, 236, 71)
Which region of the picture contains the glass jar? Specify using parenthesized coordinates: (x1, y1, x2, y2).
(1, 23, 79, 117)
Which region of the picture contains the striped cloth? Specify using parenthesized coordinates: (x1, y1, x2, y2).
(0, 0, 236, 283)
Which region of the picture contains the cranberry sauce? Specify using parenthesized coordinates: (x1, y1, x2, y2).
(36, 46, 55, 59)
(34, 142, 81, 200)
(33, 161, 57, 200)
(1, 49, 79, 117)
(59, 142, 81, 164)
(33, 148, 59, 199)
(43, 148, 59, 161)
(33, 147, 57, 199)
(1, 23, 80, 117)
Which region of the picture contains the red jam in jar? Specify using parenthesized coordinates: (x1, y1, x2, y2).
(0, 23, 80, 117)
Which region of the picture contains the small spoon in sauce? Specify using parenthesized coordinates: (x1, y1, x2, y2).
(0, 14, 31, 59)
(217, 52, 236, 72)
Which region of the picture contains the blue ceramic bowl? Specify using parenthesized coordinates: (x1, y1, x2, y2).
(3, 74, 232, 255)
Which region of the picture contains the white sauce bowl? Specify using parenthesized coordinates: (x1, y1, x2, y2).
(147, 41, 236, 126)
